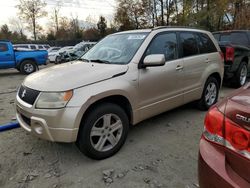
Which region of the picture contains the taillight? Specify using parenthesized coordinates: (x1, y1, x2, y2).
(225, 47, 234, 62)
(204, 107, 224, 145)
(219, 51, 224, 62)
(225, 118, 250, 152)
(203, 107, 250, 160)
(204, 107, 223, 135)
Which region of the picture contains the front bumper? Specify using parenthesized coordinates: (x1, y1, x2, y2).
(16, 95, 80, 142)
(198, 137, 250, 188)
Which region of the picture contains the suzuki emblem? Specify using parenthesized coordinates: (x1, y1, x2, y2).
(21, 89, 26, 98)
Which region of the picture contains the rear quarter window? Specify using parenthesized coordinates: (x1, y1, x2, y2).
(198, 33, 217, 53)
(0, 43, 8, 52)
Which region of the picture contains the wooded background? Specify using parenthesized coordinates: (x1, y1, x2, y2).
(0, 0, 250, 43)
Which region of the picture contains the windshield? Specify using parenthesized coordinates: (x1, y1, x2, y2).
(81, 32, 149, 64)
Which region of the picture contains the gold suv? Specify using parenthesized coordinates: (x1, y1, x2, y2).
(16, 27, 224, 159)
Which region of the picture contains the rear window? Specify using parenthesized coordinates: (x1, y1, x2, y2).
(180, 32, 199, 57)
(0, 43, 8, 52)
(220, 32, 249, 46)
(198, 33, 217, 53)
(230, 32, 249, 46)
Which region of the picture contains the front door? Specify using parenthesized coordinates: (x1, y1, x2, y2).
(138, 32, 184, 120)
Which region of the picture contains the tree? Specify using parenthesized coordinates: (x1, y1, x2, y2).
(114, 0, 152, 30)
(0, 25, 12, 40)
(97, 16, 107, 37)
(9, 17, 25, 38)
(0, 24, 27, 42)
(51, 1, 61, 33)
(17, 0, 47, 41)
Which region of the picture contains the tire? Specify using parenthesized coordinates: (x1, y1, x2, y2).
(232, 62, 248, 88)
(20, 60, 37, 75)
(197, 77, 219, 111)
(76, 103, 129, 160)
(55, 56, 59, 64)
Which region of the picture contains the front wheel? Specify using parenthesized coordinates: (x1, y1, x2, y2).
(20, 60, 37, 75)
(76, 103, 129, 160)
(197, 77, 219, 111)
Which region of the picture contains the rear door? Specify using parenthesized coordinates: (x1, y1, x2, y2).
(0, 43, 15, 69)
(179, 31, 208, 103)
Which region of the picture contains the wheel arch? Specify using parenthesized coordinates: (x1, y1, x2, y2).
(18, 58, 37, 68)
(207, 72, 222, 89)
(241, 56, 249, 65)
(78, 95, 133, 130)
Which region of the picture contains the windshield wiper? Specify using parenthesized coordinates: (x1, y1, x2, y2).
(89, 59, 112, 64)
(79, 58, 91, 62)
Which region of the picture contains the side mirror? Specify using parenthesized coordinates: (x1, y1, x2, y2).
(143, 54, 166, 67)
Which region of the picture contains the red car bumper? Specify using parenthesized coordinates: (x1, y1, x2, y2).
(198, 137, 250, 188)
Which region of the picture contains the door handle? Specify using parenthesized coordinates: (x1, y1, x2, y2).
(176, 65, 183, 71)
(5, 54, 11, 56)
(205, 59, 211, 63)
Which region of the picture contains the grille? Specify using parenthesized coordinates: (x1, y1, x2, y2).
(21, 114, 31, 126)
(18, 85, 40, 105)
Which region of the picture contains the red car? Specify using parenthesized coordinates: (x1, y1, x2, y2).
(199, 83, 250, 188)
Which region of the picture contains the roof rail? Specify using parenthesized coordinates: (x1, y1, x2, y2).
(152, 26, 203, 31)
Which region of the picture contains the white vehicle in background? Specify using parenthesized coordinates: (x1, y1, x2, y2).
(56, 42, 97, 64)
(47, 47, 61, 53)
(14, 44, 50, 50)
(48, 46, 73, 63)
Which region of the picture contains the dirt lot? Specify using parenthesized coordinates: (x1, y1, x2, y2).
(0, 66, 235, 188)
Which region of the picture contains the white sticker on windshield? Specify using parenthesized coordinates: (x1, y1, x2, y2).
(128, 35, 146, 40)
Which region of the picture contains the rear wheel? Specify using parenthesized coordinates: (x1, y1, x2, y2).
(20, 60, 37, 75)
(197, 77, 219, 111)
(232, 62, 248, 88)
(76, 103, 129, 160)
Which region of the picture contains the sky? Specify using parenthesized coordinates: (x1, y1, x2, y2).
(0, 0, 116, 34)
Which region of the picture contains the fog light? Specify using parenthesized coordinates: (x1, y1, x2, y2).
(33, 123, 43, 135)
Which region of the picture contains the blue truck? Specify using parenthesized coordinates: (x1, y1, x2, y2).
(0, 41, 48, 74)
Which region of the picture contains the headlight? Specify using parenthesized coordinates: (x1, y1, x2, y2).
(36, 90, 73, 109)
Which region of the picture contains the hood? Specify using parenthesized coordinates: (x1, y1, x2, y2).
(23, 61, 129, 91)
(48, 52, 57, 56)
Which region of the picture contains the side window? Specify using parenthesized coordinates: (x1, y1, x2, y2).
(180, 32, 199, 57)
(30, 45, 36, 49)
(230, 32, 249, 46)
(0, 43, 8, 52)
(213, 33, 220, 41)
(220, 34, 230, 42)
(146, 32, 178, 61)
(198, 33, 217, 53)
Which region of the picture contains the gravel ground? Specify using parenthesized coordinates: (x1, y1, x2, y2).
(0, 66, 236, 188)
